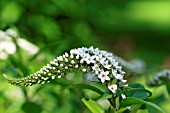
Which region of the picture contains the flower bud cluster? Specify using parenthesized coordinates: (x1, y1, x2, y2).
(147, 69, 170, 87)
(3, 47, 128, 93)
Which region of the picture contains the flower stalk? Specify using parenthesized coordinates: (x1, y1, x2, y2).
(3, 46, 128, 94)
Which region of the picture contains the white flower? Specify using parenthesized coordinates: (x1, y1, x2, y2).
(95, 54, 106, 62)
(119, 79, 128, 87)
(60, 64, 63, 67)
(113, 62, 118, 67)
(6, 29, 18, 37)
(0, 41, 16, 54)
(70, 54, 74, 59)
(92, 64, 101, 74)
(108, 84, 117, 93)
(76, 55, 79, 59)
(93, 48, 100, 55)
(52, 76, 55, 79)
(84, 54, 96, 64)
(71, 60, 75, 64)
(17, 38, 39, 56)
(112, 69, 123, 80)
(88, 46, 94, 54)
(65, 58, 68, 62)
(57, 70, 61, 73)
(0, 51, 8, 60)
(70, 49, 77, 55)
(80, 59, 84, 63)
(65, 52, 69, 57)
(121, 94, 126, 99)
(75, 65, 79, 68)
(98, 70, 110, 83)
(101, 60, 112, 69)
(65, 66, 68, 69)
(82, 68, 87, 72)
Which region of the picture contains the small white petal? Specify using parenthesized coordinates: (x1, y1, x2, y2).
(65, 66, 68, 69)
(76, 55, 79, 59)
(80, 59, 84, 63)
(52, 76, 55, 79)
(82, 68, 86, 72)
(70, 54, 74, 58)
(58, 70, 61, 73)
(75, 65, 79, 68)
(65, 52, 69, 57)
(71, 60, 75, 64)
(60, 64, 63, 67)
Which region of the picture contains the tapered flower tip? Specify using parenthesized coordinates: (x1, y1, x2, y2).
(2, 73, 8, 80)
(3, 74, 15, 83)
(2, 73, 27, 86)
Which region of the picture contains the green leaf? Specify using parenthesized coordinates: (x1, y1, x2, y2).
(166, 84, 170, 96)
(121, 97, 166, 113)
(116, 106, 130, 113)
(1, 2, 22, 24)
(22, 101, 42, 113)
(119, 88, 152, 99)
(125, 83, 151, 99)
(130, 104, 142, 113)
(51, 79, 104, 95)
(66, 84, 104, 95)
(81, 98, 105, 113)
(99, 93, 112, 100)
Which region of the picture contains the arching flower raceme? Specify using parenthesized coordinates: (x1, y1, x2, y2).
(3, 47, 128, 93)
(147, 69, 170, 87)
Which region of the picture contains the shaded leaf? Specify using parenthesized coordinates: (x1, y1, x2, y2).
(66, 84, 104, 95)
(166, 84, 170, 96)
(22, 101, 42, 113)
(125, 83, 150, 100)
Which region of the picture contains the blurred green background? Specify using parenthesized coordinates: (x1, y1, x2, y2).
(0, 0, 170, 113)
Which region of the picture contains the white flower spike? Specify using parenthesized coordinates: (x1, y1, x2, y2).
(3, 46, 128, 93)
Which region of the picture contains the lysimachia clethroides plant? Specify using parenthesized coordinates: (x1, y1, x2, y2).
(3, 47, 166, 113)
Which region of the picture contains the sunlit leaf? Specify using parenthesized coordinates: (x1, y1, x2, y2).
(99, 93, 112, 100)
(121, 97, 165, 113)
(81, 98, 105, 113)
(1, 2, 22, 24)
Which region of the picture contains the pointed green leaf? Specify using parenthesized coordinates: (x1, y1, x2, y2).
(99, 93, 112, 100)
(116, 106, 130, 113)
(81, 98, 105, 113)
(121, 97, 165, 113)
(166, 84, 170, 96)
(130, 104, 142, 113)
(66, 84, 104, 95)
(119, 88, 152, 98)
(125, 83, 149, 99)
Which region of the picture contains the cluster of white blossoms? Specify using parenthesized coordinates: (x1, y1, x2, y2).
(3, 47, 128, 93)
(0, 29, 39, 60)
(147, 69, 170, 87)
